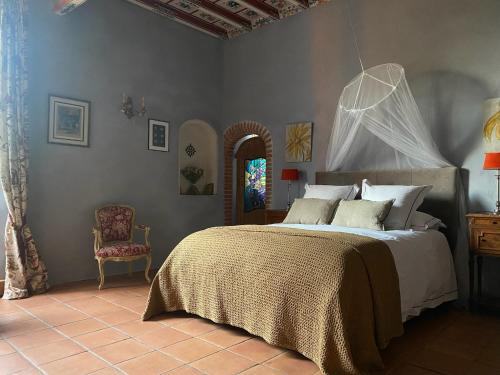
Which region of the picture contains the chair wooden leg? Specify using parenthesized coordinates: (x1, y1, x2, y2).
(128, 262, 133, 277)
(98, 259, 105, 290)
(145, 255, 152, 283)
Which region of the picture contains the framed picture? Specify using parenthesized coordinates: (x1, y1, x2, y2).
(483, 98, 500, 152)
(48, 95, 90, 147)
(148, 119, 169, 152)
(285, 121, 313, 162)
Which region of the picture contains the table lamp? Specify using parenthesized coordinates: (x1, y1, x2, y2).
(281, 168, 299, 210)
(483, 152, 500, 214)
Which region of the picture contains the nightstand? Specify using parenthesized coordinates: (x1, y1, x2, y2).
(466, 212, 500, 308)
(265, 209, 288, 224)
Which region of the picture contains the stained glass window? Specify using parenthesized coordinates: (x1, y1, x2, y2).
(244, 158, 266, 213)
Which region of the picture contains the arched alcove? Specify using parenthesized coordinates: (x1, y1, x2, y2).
(179, 120, 218, 195)
(224, 121, 272, 225)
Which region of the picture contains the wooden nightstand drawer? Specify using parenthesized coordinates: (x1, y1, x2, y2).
(470, 216, 500, 227)
(471, 229, 500, 255)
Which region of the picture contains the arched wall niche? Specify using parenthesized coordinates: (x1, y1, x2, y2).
(224, 121, 272, 225)
(179, 119, 218, 195)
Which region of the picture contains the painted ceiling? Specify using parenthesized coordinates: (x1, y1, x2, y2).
(53, 0, 330, 39)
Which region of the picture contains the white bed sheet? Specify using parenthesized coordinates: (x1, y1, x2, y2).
(272, 223, 458, 322)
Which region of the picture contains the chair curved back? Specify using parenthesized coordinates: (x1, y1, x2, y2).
(95, 205, 135, 243)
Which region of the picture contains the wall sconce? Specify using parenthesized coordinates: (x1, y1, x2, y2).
(121, 94, 146, 119)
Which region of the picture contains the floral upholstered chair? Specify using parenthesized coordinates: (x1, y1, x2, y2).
(92, 205, 152, 289)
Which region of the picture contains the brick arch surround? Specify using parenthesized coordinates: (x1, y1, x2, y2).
(224, 122, 272, 225)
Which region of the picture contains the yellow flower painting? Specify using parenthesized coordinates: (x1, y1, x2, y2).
(484, 110, 500, 142)
(483, 98, 500, 152)
(285, 122, 313, 162)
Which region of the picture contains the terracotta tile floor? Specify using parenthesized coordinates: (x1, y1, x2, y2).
(1, 273, 500, 375)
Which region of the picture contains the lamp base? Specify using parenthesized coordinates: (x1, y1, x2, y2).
(286, 181, 292, 211)
(493, 172, 500, 215)
(494, 201, 500, 215)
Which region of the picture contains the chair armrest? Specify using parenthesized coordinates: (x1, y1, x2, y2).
(92, 227, 102, 254)
(135, 225, 151, 247)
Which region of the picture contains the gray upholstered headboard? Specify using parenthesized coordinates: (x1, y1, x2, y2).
(316, 167, 460, 249)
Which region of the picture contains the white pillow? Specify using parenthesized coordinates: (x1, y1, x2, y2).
(361, 179, 432, 230)
(410, 211, 446, 231)
(304, 184, 359, 201)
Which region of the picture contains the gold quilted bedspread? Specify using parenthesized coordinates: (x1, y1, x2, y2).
(143, 225, 403, 375)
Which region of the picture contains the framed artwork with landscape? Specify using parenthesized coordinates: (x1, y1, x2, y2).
(148, 119, 169, 152)
(48, 95, 90, 147)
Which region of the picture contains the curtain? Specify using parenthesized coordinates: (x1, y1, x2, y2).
(0, 0, 48, 299)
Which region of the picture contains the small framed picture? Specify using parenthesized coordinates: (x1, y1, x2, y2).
(148, 119, 169, 152)
(48, 95, 90, 147)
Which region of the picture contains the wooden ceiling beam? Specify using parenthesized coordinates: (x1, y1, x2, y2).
(53, 0, 89, 15)
(285, 0, 309, 9)
(238, 0, 280, 20)
(130, 0, 229, 38)
(191, 0, 252, 30)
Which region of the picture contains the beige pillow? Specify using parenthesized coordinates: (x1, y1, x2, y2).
(283, 198, 339, 225)
(331, 199, 394, 231)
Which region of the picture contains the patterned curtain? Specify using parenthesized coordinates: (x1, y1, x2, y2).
(0, 0, 48, 299)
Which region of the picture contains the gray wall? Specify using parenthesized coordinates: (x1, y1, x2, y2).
(0, 0, 224, 285)
(222, 0, 500, 301)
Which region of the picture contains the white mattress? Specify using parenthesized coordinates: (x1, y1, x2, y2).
(272, 224, 458, 322)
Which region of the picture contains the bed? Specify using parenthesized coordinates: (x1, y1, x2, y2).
(143, 167, 460, 375)
(315, 167, 459, 322)
(272, 224, 457, 322)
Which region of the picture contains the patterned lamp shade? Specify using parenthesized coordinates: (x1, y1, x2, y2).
(281, 169, 299, 181)
(483, 152, 500, 169)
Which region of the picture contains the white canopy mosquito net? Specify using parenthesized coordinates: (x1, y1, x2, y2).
(326, 63, 451, 171)
(325, 63, 468, 302)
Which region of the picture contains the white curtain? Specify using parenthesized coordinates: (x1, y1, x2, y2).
(326, 63, 450, 171)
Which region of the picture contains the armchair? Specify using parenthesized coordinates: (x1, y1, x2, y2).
(92, 204, 152, 289)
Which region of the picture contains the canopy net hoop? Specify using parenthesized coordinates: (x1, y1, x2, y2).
(326, 63, 451, 171)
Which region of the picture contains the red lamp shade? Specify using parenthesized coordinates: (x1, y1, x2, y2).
(483, 153, 500, 170)
(281, 168, 299, 181)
